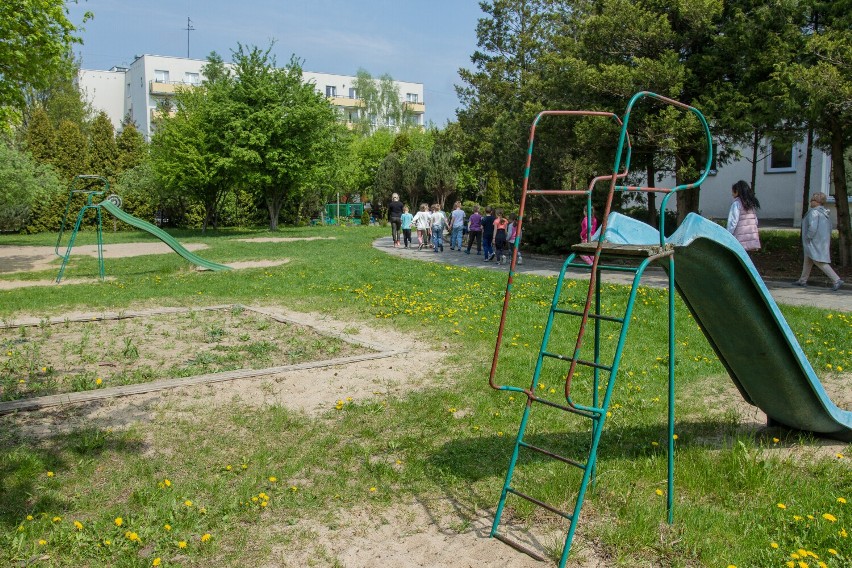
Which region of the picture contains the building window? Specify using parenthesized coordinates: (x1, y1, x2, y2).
(766, 140, 795, 173)
(184, 72, 200, 85)
(349, 87, 358, 99)
(406, 93, 418, 103)
(154, 69, 170, 83)
(325, 85, 337, 97)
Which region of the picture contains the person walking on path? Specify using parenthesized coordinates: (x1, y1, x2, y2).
(449, 201, 466, 251)
(727, 180, 761, 251)
(400, 205, 414, 249)
(412, 203, 432, 251)
(794, 192, 844, 291)
(493, 208, 509, 264)
(387, 193, 405, 248)
(466, 205, 483, 255)
(481, 206, 496, 261)
(430, 203, 448, 252)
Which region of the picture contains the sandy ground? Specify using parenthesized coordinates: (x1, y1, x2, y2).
(0, 242, 290, 288)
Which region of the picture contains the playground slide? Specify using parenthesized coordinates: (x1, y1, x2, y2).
(99, 200, 230, 272)
(600, 212, 852, 441)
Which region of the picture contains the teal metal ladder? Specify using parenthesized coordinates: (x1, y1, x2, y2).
(487, 92, 713, 566)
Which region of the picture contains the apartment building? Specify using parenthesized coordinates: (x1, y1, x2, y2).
(78, 54, 425, 141)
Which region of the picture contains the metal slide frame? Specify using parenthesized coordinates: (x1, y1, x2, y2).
(487, 92, 713, 566)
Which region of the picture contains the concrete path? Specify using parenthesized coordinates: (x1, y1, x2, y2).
(373, 237, 851, 313)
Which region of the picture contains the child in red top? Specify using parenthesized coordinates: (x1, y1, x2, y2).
(580, 207, 598, 265)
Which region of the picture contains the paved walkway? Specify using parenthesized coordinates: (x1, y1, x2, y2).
(373, 237, 851, 313)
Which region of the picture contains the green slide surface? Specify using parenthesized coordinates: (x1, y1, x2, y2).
(100, 200, 230, 272)
(602, 212, 852, 441)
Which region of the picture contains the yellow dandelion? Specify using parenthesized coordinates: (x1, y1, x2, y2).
(837, 453, 845, 459)
(26, 515, 33, 521)
(828, 549, 838, 555)
(163, 479, 171, 487)
(178, 540, 187, 549)
(46, 471, 54, 477)
(771, 542, 779, 549)
(772, 437, 780, 443)
(184, 500, 193, 507)
(777, 503, 787, 509)
(38, 539, 47, 545)
(152, 559, 161, 567)
(225, 465, 232, 471)
(73, 520, 83, 530)
(164, 524, 171, 531)
(822, 513, 837, 522)
(52, 516, 61, 522)
(114, 517, 123, 527)
(268, 476, 277, 483)
(96, 378, 102, 386)
(838, 497, 847, 504)
(201, 533, 211, 542)
(260, 501, 268, 507)
(370, 487, 377, 492)
(655, 489, 663, 496)
(103, 540, 111, 546)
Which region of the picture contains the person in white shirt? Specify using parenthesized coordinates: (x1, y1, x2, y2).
(449, 201, 466, 251)
(430, 203, 448, 253)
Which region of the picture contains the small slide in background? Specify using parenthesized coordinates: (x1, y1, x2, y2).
(601, 212, 852, 442)
(100, 200, 230, 272)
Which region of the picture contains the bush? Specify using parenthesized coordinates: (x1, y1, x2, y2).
(0, 142, 64, 233)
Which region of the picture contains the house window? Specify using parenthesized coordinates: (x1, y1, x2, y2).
(766, 140, 795, 173)
(325, 85, 337, 97)
(406, 93, 418, 103)
(154, 69, 170, 83)
(349, 87, 357, 99)
(184, 72, 200, 85)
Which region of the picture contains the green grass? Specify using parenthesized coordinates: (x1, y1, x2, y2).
(0, 224, 850, 567)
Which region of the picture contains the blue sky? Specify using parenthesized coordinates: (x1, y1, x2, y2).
(66, 0, 484, 126)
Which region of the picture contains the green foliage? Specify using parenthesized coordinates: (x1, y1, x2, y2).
(0, 0, 88, 128)
(86, 112, 118, 182)
(0, 141, 62, 231)
(24, 107, 56, 164)
(425, 142, 457, 209)
(115, 118, 146, 174)
(52, 119, 87, 182)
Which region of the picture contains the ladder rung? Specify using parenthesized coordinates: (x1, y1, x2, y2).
(531, 395, 602, 418)
(492, 533, 548, 562)
(553, 307, 625, 323)
(508, 487, 572, 520)
(519, 441, 587, 470)
(541, 352, 613, 373)
(565, 260, 642, 273)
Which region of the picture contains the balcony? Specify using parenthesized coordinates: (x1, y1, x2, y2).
(404, 101, 425, 114)
(149, 80, 198, 95)
(150, 107, 177, 120)
(328, 96, 365, 109)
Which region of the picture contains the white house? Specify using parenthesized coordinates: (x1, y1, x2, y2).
(78, 54, 425, 142)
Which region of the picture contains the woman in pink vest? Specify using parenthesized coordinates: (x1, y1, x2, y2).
(727, 180, 761, 251)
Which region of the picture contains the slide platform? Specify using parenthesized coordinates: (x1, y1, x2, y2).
(100, 200, 230, 272)
(600, 212, 852, 441)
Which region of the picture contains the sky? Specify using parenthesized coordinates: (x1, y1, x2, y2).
(66, 0, 484, 126)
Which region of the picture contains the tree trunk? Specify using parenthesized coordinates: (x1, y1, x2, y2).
(267, 195, 283, 231)
(801, 126, 814, 219)
(830, 123, 851, 266)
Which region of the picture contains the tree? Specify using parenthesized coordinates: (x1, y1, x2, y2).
(0, 140, 63, 232)
(426, 143, 457, 209)
(150, 54, 234, 233)
(116, 116, 147, 174)
(53, 118, 87, 181)
(0, 0, 89, 128)
(87, 111, 118, 181)
(352, 69, 413, 134)
(227, 44, 341, 230)
(402, 148, 429, 208)
(373, 153, 402, 210)
(25, 107, 56, 164)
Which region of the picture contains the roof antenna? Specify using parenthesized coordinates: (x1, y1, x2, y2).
(184, 17, 195, 58)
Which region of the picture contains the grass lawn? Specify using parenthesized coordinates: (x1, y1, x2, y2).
(0, 225, 850, 567)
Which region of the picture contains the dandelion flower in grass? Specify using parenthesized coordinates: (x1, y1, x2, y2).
(837, 453, 845, 459)
(178, 540, 187, 549)
(839, 497, 847, 504)
(771, 542, 779, 549)
(225, 465, 232, 471)
(261, 501, 268, 508)
(95, 378, 102, 386)
(163, 479, 172, 487)
(46, 471, 54, 477)
(651, 441, 659, 447)
(73, 520, 83, 530)
(828, 549, 838, 555)
(655, 489, 663, 496)
(785, 562, 795, 568)
(52, 516, 61, 522)
(114, 517, 123, 527)
(822, 513, 837, 522)
(38, 539, 47, 545)
(370, 487, 377, 492)
(103, 539, 111, 546)
(201, 533, 211, 542)
(777, 503, 787, 509)
(184, 500, 193, 507)
(26, 515, 33, 521)
(772, 437, 780, 444)
(164, 524, 171, 531)
(268, 476, 277, 483)
(152, 559, 161, 567)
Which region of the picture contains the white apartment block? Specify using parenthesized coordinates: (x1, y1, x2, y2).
(78, 54, 425, 142)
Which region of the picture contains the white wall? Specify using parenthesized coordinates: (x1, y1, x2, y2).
(78, 69, 127, 128)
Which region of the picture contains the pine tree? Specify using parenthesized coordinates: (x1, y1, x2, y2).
(87, 112, 118, 181)
(25, 107, 56, 165)
(116, 117, 146, 174)
(54, 119, 88, 182)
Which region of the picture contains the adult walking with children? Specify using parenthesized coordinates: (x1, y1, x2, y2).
(794, 192, 844, 291)
(387, 193, 404, 248)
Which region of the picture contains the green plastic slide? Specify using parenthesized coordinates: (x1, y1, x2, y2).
(100, 200, 230, 272)
(602, 212, 852, 441)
